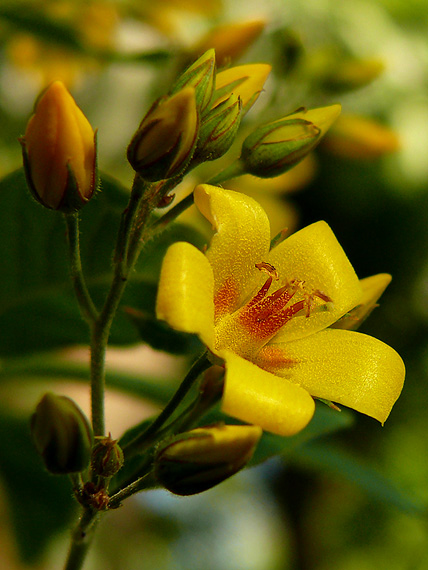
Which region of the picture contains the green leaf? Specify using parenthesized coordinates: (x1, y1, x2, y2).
(0, 169, 204, 356)
(125, 306, 203, 354)
(0, 410, 77, 562)
(249, 402, 355, 466)
(293, 440, 425, 514)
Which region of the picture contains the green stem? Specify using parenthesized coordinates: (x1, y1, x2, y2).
(206, 160, 245, 185)
(64, 213, 98, 324)
(123, 351, 211, 459)
(150, 192, 194, 234)
(108, 472, 152, 508)
(64, 508, 99, 570)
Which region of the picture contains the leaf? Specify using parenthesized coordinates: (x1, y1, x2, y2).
(0, 410, 77, 563)
(292, 440, 424, 514)
(124, 306, 203, 354)
(0, 169, 204, 356)
(249, 402, 355, 466)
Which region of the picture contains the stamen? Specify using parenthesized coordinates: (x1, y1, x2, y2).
(255, 262, 279, 280)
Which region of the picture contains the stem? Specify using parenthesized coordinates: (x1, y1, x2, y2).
(64, 213, 98, 324)
(64, 508, 99, 570)
(123, 351, 211, 459)
(206, 160, 245, 185)
(150, 192, 194, 234)
(108, 472, 152, 508)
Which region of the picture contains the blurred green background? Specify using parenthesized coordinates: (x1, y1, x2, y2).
(1, 0, 428, 569)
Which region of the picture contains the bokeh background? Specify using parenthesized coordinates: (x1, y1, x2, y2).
(1, 1, 428, 569)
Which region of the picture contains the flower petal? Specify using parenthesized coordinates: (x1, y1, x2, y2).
(267, 221, 362, 342)
(194, 184, 271, 318)
(220, 350, 315, 436)
(257, 328, 405, 424)
(156, 241, 215, 349)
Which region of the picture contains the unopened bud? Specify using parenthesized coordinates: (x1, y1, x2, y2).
(213, 63, 271, 114)
(20, 81, 97, 212)
(154, 424, 262, 496)
(31, 393, 92, 474)
(193, 93, 241, 164)
(241, 104, 341, 177)
(127, 87, 199, 181)
(170, 49, 216, 113)
(91, 435, 124, 477)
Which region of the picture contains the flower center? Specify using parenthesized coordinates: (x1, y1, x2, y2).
(237, 262, 333, 343)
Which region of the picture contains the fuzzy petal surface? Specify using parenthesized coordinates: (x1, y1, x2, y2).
(156, 241, 215, 349)
(256, 328, 405, 424)
(267, 221, 362, 343)
(194, 185, 271, 317)
(221, 350, 315, 436)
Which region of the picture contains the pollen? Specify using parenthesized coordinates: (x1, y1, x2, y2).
(237, 262, 333, 342)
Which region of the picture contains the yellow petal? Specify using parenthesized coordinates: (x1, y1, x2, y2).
(214, 63, 271, 109)
(258, 328, 405, 424)
(156, 241, 215, 349)
(268, 221, 362, 343)
(221, 350, 315, 436)
(194, 184, 271, 317)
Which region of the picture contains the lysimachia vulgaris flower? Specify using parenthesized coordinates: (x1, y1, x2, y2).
(157, 185, 405, 436)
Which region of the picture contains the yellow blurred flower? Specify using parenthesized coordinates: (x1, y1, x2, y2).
(157, 185, 405, 436)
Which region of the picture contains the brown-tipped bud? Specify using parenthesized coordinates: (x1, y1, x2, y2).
(31, 393, 93, 474)
(91, 435, 124, 477)
(170, 49, 216, 113)
(154, 424, 262, 496)
(241, 104, 341, 177)
(127, 87, 199, 181)
(20, 81, 97, 212)
(193, 93, 241, 164)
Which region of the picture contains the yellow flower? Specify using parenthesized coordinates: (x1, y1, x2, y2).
(157, 185, 405, 436)
(21, 80, 97, 211)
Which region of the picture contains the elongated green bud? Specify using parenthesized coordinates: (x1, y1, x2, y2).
(170, 49, 216, 114)
(193, 93, 241, 164)
(241, 104, 341, 177)
(154, 424, 262, 496)
(31, 393, 92, 474)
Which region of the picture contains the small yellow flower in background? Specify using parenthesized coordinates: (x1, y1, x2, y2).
(190, 19, 266, 67)
(323, 114, 401, 159)
(127, 87, 199, 181)
(21, 80, 97, 211)
(7, 0, 119, 85)
(157, 185, 405, 436)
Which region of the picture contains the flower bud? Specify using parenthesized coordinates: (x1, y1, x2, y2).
(193, 93, 241, 164)
(213, 63, 271, 114)
(20, 81, 97, 212)
(127, 87, 199, 181)
(241, 104, 341, 177)
(154, 424, 262, 496)
(170, 49, 216, 114)
(91, 435, 124, 477)
(31, 392, 93, 474)
(191, 20, 265, 68)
